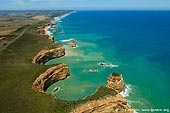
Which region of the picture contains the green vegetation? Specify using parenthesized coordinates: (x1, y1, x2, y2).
(0, 23, 58, 113)
(5, 25, 30, 41)
(0, 21, 116, 113)
(54, 86, 117, 113)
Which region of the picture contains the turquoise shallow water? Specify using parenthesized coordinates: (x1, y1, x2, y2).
(46, 11, 170, 112)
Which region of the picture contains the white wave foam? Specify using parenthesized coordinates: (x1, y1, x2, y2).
(54, 11, 76, 22)
(72, 45, 78, 48)
(46, 11, 76, 37)
(53, 86, 60, 93)
(44, 25, 51, 35)
(54, 41, 59, 43)
(120, 84, 132, 97)
(134, 110, 138, 113)
(45, 31, 52, 35)
(59, 39, 71, 42)
(98, 62, 119, 68)
(128, 100, 141, 104)
(83, 69, 99, 73)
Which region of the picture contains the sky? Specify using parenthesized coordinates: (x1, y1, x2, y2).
(0, 0, 170, 10)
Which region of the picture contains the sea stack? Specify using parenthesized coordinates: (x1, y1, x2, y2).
(32, 63, 70, 92)
(70, 39, 76, 47)
(53, 28, 57, 34)
(106, 72, 125, 93)
(61, 29, 65, 34)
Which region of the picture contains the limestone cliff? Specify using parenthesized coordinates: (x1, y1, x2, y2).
(37, 23, 51, 34)
(71, 94, 133, 113)
(107, 72, 125, 93)
(32, 63, 70, 92)
(70, 39, 76, 47)
(37, 29, 45, 34)
(48, 36, 54, 42)
(71, 72, 133, 113)
(32, 46, 65, 64)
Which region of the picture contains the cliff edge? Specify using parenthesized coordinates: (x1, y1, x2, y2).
(32, 46, 65, 64)
(71, 94, 133, 113)
(32, 63, 70, 92)
(71, 72, 133, 113)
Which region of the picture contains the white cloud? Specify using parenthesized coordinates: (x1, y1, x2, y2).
(12, 0, 25, 4)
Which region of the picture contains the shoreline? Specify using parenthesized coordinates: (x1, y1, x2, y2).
(33, 11, 134, 112)
(45, 11, 76, 36)
(0, 10, 134, 113)
(32, 11, 76, 92)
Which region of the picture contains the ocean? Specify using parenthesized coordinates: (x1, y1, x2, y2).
(46, 10, 170, 112)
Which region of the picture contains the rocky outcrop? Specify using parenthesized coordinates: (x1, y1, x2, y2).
(70, 39, 76, 47)
(107, 72, 125, 93)
(37, 23, 51, 34)
(71, 72, 133, 113)
(61, 29, 65, 34)
(48, 36, 54, 42)
(53, 28, 57, 34)
(51, 22, 59, 26)
(37, 29, 45, 34)
(32, 46, 65, 64)
(32, 63, 70, 92)
(71, 94, 133, 113)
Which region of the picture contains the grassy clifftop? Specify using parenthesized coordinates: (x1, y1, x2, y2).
(0, 23, 58, 113)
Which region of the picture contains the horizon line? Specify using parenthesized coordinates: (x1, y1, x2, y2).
(0, 9, 170, 11)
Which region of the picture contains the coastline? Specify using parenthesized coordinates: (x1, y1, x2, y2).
(1, 10, 170, 113)
(33, 11, 134, 112)
(0, 10, 135, 113)
(45, 11, 76, 36)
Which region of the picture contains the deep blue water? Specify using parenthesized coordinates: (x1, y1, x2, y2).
(47, 11, 170, 112)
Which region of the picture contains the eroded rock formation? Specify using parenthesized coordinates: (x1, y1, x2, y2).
(71, 94, 133, 113)
(32, 46, 65, 64)
(107, 72, 125, 93)
(71, 72, 133, 113)
(53, 28, 57, 34)
(48, 36, 54, 42)
(61, 29, 65, 34)
(70, 39, 76, 47)
(37, 29, 45, 34)
(37, 23, 51, 34)
(32, 63, 70, 92)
